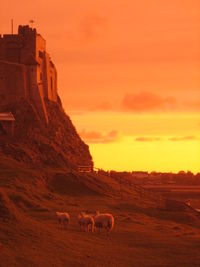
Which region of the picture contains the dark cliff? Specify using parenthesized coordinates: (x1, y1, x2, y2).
(0, 98, 93, 169)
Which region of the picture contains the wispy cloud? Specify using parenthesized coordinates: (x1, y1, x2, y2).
(68, 91, 200, 113)
(168, 136, 199, 141)
(79, 129, 120, 144)
(135, 136, 200, 142)
(135, 137, 162, 142)
(121, 91, 176, 112)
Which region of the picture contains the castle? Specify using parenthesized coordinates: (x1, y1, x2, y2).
(0, 25, 58, 124)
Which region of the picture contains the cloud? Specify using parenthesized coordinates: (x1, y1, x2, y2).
(135, 137, 162, 142)
(79, 129, 120, 144)
(80, 13, 108, 40)
(168, 136, 199, 141)
(121, 91, 176, 112)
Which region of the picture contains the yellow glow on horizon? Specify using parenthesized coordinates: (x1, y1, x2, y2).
(89, 136, 200, 174)
(71, 111, 200, 173)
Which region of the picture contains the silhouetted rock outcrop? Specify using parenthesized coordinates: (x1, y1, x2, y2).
(0, 99, 93, 169)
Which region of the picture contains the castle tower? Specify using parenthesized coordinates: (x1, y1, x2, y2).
(0, 25, 58, 124)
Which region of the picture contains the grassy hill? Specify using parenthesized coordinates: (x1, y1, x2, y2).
(0, 155, 200, 267)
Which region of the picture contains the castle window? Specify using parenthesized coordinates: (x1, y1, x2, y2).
(39, 51, 43, 59)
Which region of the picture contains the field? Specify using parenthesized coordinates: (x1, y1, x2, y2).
(0, 156, 200, 267)
(143, 184, 200, 209)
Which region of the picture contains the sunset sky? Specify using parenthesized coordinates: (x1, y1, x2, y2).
(1, 0, 200, 173)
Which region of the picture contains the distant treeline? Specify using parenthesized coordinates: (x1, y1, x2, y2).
(96, 169, 200, 186)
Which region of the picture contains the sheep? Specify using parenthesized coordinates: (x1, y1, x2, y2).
(78, 212, 94, 232)
(94, 211, 114, 234)
(56, 212, 70, 229)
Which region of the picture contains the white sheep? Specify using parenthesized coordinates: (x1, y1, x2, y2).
(94, 211, 114, 234)
(56, 212, 70, 228)
(78, 212, 94, 232)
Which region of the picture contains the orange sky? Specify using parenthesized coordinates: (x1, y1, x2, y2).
(1, 0, 200, 172)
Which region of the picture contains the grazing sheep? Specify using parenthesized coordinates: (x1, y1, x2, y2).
(56, 212, 70, 228)
(94, 211, 114, 234)
(78, 212, 94, 232)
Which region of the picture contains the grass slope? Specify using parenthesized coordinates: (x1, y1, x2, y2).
(0, 156, 200, 267)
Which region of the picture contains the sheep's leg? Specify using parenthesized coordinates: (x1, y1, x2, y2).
(63, 218, 69, 229)
(57, 218, 61, 229)
(90, 224, 94, 233)
(58, 221, 62, 230)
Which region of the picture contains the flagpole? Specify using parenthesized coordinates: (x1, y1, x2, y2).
(11, 19, 13, 34)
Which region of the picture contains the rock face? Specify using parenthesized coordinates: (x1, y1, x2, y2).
(0, 98, 93, 169)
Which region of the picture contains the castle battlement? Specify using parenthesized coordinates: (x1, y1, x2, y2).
(0, 25, 58, 124)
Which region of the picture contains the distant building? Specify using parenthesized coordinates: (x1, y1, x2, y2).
(0, 112, 15, 136)
(0, 25, 58, 124)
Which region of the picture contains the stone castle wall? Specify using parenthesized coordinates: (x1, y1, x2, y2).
(0, 25, 58, 124)
(0, 61, 27, 103)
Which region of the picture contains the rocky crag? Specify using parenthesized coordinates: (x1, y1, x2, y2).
(0, 98, 93, 169)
